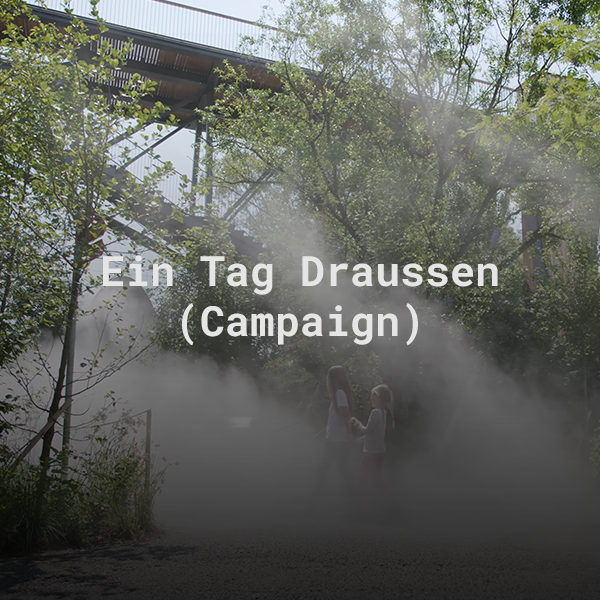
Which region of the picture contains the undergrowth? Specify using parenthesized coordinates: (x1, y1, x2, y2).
(0, 412, 166, 554)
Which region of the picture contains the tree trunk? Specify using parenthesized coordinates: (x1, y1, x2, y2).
(39, 244, 83, 471)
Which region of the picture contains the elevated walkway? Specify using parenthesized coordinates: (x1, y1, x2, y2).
(25, 1, 284, 123)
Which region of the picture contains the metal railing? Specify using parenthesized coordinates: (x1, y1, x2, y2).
(30, 1, 518, 113)
(109, 138, 192, 209)
(31, 0, 282, 60)
(108, 137, 235, 224)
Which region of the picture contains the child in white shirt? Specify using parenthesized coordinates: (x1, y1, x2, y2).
(351, 384, 394, 497)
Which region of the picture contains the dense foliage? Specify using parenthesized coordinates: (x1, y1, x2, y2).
(0, 1, 166, 551)
(155, 0, 600, 446)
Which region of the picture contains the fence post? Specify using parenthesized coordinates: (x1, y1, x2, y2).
(145, 409, 152, 494)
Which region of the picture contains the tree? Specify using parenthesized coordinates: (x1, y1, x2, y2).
(152, 220, 268, 370)
(207, 0, 599, 270)
(531, 238, 600, 443)
(183, 0, 600, 406)
(0, 2, 166, 473)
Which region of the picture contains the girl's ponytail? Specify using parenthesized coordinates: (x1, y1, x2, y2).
(327, 365, 354, 416)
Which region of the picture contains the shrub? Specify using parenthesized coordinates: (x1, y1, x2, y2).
(0, 411, 166, 554)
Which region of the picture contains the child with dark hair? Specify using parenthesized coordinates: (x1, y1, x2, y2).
(310, 365, 355, 504)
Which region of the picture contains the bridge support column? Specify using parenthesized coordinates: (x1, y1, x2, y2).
(204, 122, 213, 208)
(199, 64, 220, 210)
(191, 119, 203, 211)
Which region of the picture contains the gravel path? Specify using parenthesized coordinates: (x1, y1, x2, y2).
(2, 526, 600, 600)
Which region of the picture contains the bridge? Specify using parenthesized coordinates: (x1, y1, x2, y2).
(25, 0, 284, 120)
(19, 1, 524, 260)
(18, 0, 290, 257)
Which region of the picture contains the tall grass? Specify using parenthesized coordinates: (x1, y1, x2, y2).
(0, 413, 166, 554)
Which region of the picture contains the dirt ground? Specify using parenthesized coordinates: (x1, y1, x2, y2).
(2, 524, 600, 600)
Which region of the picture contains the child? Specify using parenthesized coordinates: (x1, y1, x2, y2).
(351, 384, 394, 501)
(311, 365, 354, 503)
